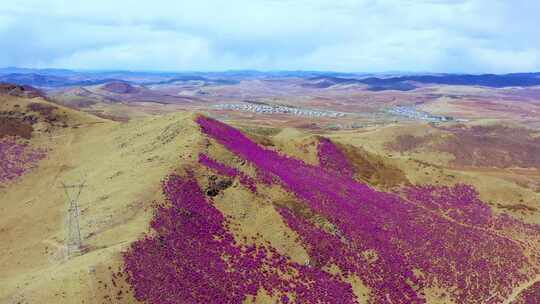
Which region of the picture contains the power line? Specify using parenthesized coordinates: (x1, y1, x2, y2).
(60, 180, 86, 257)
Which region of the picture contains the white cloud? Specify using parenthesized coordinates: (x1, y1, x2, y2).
(51, 34, 212, 70)
(468, 48, 540, 73)
(0, 0, 539, 72)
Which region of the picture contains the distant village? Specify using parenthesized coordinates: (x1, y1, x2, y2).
(213, 103, 463, 124)
(214, 103, 347, 118)
(388, 106, 458, 123)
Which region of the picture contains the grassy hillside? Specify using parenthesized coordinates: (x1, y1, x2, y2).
(1, 93, 202, 303)
(1, 91, 539, 303)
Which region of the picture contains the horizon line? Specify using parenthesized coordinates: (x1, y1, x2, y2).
(1, 66, 539, 76)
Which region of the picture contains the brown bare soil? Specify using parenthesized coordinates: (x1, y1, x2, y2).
(386, 124, 540, 169)
(0, 116, 33, 139)
(338, 142, 410, 188)
(496, 203, 537, 213)
(437, 125, 540, 168)
(27, 102, 58, 116)
(101, 82, 139, 94)
(386, 134, 434, 152)
(0, 83, 45, 98)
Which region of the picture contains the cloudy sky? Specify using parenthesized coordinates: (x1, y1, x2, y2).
(1, 0, 539, 73)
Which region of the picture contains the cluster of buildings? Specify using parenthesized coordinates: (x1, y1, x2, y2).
(214, 103, 346, 118)
(388, 106, 454, 123)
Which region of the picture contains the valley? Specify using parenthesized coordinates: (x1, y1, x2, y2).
(1, 70, 540, 303)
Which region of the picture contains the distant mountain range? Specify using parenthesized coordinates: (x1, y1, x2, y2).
(302, 73, 540, 91)
(1, 67, 539, 90)
(0, 73, 124, 87)
(362, 73, 540, 88)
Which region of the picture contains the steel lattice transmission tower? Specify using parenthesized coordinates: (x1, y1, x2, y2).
(61, 181, 86, 257)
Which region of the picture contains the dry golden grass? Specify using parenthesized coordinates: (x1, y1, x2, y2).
(2, 94, 539, 303)
(0, 96, 202, 303)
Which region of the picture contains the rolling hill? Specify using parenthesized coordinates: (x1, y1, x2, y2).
(1, 86, 539, 303)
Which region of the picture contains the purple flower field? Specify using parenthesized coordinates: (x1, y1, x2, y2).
(123, 173, 357, 304)
(122, 116, 540, 303)
(317, 137, 354, 178)
(0, 136, 46, 186)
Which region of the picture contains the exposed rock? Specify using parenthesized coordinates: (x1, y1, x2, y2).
(205, 175, 233, 197)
